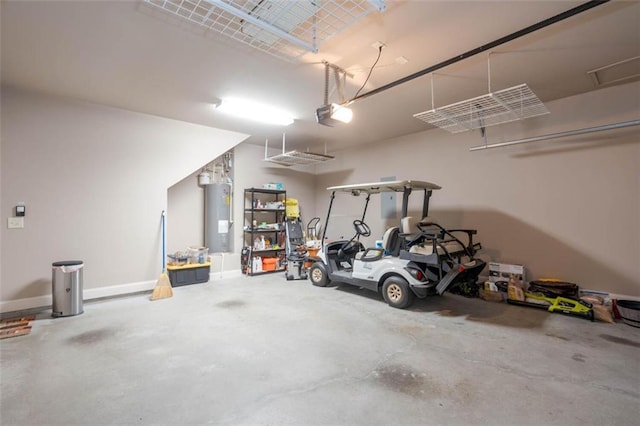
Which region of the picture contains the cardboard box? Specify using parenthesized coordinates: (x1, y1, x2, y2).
(262, 182, 284, 190)
(489, 262, 525, 287)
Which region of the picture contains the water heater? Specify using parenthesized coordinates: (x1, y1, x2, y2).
(205, 183, 232, 253)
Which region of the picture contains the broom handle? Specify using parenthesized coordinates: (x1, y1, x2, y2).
(162, 210, 166, 271)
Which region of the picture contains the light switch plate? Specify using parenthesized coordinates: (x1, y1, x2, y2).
(8, 217, 24, 229)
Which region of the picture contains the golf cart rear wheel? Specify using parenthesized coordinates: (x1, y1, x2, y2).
(382, 276, 415, 309)
(310, 263, 329, 287)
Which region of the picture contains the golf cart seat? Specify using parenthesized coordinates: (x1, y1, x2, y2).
(382, 226, 402, 256)
(353, 225, 402, 262)
(401, 216, 437, 243)
(401, 217, 480, 259)
(397, 216, 485, 293)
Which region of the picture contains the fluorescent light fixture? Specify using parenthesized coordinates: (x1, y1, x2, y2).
(315, 103, 353, 127)
(216, 98, 294, 126)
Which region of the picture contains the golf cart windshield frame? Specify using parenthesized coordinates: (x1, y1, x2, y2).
(321, 180, 442, 242)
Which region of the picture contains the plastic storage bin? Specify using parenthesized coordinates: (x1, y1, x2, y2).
(616, 300, 640, 328)
(52, 260, 84, 317)
(262, 257, 277, 271)
(167, 262, 211, 287)
(188, 246, 209, 264)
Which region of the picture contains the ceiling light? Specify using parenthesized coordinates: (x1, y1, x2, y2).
(316, 103, 353, 126)
(216, 98, 294, 126)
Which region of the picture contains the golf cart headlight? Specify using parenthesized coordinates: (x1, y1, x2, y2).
(405, 267, 426, 282)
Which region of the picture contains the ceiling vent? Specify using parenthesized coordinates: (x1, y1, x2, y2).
(144, 0, 385, 61)
(587, 56, 640, 87)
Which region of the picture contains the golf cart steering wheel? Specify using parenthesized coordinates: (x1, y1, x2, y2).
(353, 220, 371, 237)
(337, 220, 370, 259)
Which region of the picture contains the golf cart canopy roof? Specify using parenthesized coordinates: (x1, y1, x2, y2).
(327, 180, 441, 195)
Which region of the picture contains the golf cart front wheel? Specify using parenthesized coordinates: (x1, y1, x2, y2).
(382, 276, 415, 309)
(310, 263, 330, 287)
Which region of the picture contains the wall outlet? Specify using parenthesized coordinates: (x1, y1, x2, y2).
(8, 217, 24, 229)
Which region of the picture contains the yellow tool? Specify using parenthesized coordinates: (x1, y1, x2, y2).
(508, 291, 594, 321)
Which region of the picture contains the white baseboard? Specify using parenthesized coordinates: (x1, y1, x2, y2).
(0, 295, 53, 314)
(580, 288, 640, 303)
(209, 268, 242, 281)
(86, 279, 157, 300)
(0, 268, 243, 314)
(608, 293, 640, 302)
(0, 279, 156, 314)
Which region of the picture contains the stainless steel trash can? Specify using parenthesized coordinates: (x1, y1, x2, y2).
(52, 260, 84, 317)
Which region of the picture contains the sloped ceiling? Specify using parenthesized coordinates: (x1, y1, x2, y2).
(2, 1, 639, 153)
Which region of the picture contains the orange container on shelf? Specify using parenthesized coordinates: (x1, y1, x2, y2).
(262, 257, 277, 271)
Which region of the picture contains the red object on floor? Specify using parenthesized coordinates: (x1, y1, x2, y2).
(612, 299, 622, 319)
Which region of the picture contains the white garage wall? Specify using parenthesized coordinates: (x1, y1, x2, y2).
(314, 82, 640, 296)
(0, 88, 248, 311)
(167, 170, 206, 254)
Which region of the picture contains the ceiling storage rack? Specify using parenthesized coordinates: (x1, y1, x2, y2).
(265, 150, 334, 167)
(414, 83, 549, 134)
(144, 0, 386, 62)
(263, 135, 334, 167)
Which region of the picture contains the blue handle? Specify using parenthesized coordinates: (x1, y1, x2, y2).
(161, 211, 166, 270)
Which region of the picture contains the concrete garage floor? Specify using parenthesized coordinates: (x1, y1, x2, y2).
(1, 274, 638, 426)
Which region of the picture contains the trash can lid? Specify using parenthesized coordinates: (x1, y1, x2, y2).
(52, 260, 83, 267)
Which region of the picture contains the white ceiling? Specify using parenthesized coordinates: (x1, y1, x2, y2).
(2, 1, 639, 154)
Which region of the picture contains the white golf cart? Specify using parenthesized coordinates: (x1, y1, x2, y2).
(308, 180, 485, 309)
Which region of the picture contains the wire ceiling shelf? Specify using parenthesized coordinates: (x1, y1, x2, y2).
(413, 83, 549, 134)
(263, 135, 334, 167)
(265, 150, 335, 166)
(144, 0, 385, 62)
